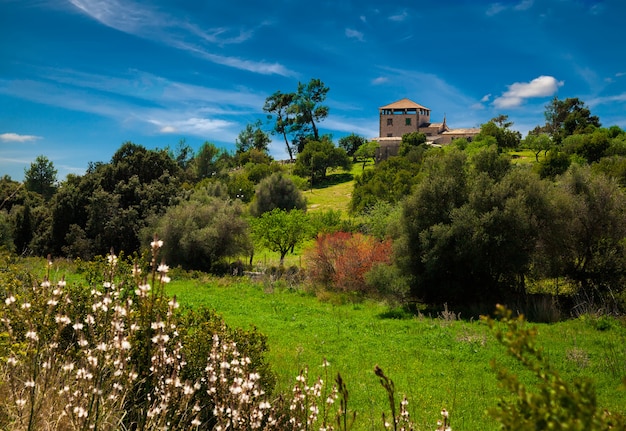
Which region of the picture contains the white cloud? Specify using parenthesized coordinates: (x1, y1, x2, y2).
(0, 133, 42, 143)
(493, 76, 563, 108)
(481, 94, 491, 102)
(486, 3, 506, 16)
(587, 92, 626, 107)
(148, 117, 234, 137)
(388, 10, 408, 22)
(0, 70, 267, 140)
(345, 28, 364, 41)
(66, 0, 295, 76)
(371, 77, 388, 85)
(488, 0, 532, 16)
(514, 0, 534, 11)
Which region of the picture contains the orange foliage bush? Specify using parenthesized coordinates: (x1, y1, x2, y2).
(306, 232, 392, 294)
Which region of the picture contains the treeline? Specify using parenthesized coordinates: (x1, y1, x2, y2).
(352, 97, 626, 313)
(2, 93, 626, 313)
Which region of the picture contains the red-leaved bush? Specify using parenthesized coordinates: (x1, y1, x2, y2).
(306, 232, 392, 294)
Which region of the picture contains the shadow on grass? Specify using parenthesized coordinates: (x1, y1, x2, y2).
(312, 172, 354, 189)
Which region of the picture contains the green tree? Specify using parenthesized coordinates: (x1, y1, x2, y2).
(396, 148, 547, 304)
(554, 167, 626, 307)
(542, 97, 601, 144)
(0, 210, 14, 251)
(251, 209, 310, 265)
(170, 138, 194, 170)
(353, 140, 379, 171)
(562, 129, 611, 163)
(24, 155, 57, 200)
(523, 133, 552, 162)
(249, 173, 306, 217)
(146, 197, 251, 272)
(236, 120, 271, 155)
(475, 116, 521, 149)
(470, 145, 511, 182)
(264, 90, 297, 161)
(399, 132, 427, 157)
(293, 138, 351, 185)
(193, 141, 221, 180)
(350, 156, 420, 213)
(48, 142, 182, 257)
(291, 78, 329, 142)
(338, 134, 368, 159)
(534, 149, 571, 179)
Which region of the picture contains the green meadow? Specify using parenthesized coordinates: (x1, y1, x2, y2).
(167, 277, 626, 431)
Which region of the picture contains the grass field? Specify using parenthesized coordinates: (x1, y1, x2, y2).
(303, 161, 373, 214)
(167, 277, 626, 431)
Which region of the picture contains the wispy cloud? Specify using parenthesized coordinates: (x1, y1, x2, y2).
(514, 0, 534, 11)
(0, 133, 42, 143)
(486, 3, 506, 16)
(493, 76, 563, 108)
(487, 0, 533, 16)
(587, 92, 626, 107)
(0, 69, 267, 139)
(66, 0, 296, 76)
(147, 117, 234, 137)
(371, 76, 388, 85)
(345, 28, 364, 41)
(388, 10, 408, 22)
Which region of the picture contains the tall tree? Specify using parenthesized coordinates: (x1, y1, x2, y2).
(264, 91, 297, 161)
(543, 97, 601, 144)
(291, 78, 329, 142)
(338, 134, 368, 159)
(236, 120, 271, 155)
(193, 141, 221, 180)
(24, 155, 57, 200)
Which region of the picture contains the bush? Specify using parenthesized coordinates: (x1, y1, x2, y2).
(249, 173, 307, 217)
(306, 232, 392, 295)
(0, 243, 272, 430)
(483, 305, 626, 430)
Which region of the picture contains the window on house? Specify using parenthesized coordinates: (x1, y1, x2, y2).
(387, 133, 393, 137)
(387, 118, 393, 126)
(405, 118, 411, 126)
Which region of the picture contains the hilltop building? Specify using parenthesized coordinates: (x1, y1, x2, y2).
(376, 98, 480, 161)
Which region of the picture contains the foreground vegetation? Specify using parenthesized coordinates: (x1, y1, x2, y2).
(1, 251, 625, 430)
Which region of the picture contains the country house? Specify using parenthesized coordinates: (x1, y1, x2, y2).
(375, 98, 480, 160)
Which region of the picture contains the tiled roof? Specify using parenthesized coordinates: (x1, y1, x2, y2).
(380, 98, 430, 110)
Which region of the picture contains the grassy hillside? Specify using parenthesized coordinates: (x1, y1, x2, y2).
(303, 161, 373, 214)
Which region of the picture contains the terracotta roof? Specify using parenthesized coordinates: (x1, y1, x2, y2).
(380, 98, 430, 110)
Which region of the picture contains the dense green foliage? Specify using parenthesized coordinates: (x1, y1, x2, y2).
(249, 172, 307, 217)
(293, 138, 351, 185)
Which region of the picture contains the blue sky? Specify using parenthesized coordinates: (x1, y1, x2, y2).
(1, 0, 625, 181)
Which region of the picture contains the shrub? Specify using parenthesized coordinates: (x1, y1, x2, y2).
(0, 241, 272, 430)
(483, 305, 626, 431)
(306, 232, 392, 295)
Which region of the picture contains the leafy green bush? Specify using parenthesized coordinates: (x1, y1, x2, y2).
(483, 305, 626, 430)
